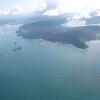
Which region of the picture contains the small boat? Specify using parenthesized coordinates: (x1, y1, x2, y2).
(13, 47, 22, 51)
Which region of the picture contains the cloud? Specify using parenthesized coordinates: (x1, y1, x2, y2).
(58, 0, 100, 13)
(0, 4, 24, 16)
(0, 1, 48, 16)
(96, 10, 100, 16)
(0, 10, 8, 15)
(43, 8, 61, 16)
(71, 13, 92, 20)
(37, 1, 47, 11)
(9, 4, 23, 15)
(42, 0, 100, 18)
(44, 0, 60, 10)
(0, 0, 100, 22)
(62, 19, 86, 27)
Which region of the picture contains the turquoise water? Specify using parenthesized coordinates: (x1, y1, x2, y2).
(0, 25, 100, 100)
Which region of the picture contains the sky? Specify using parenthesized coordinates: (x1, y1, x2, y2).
(0, 0, 100, 16)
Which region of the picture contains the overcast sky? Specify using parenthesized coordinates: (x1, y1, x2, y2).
(0, 0, 39, 10)
(0, 0, 100, 16)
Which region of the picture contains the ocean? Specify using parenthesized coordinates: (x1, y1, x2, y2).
(0, 24, 100, 100)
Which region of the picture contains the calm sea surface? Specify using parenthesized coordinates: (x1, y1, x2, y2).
(0, 25, 100, 100)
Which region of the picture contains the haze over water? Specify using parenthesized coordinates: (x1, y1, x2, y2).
(0, 25, 100, 100)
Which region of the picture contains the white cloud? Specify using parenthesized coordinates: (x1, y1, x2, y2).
(39, 1, 47, 11)
(36, 0, 47, 12)
(96, 10, 100, 16)
(71, 12, 92, 20)
(42, 0, 100, 20)
(0, 4, 24, 16)
(0, 1, 45, 16)
(9, 4, 23, 15)
(43, 8, 62, 16)
(44, 0, 60, 10)
(0, 0, 100, 19)
(62, 19, 86, 27)
(58, 0, 100, 13)
(0, 10, 8, 15)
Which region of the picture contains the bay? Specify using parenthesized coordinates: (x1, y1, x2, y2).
(0, 24, 100, 100)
